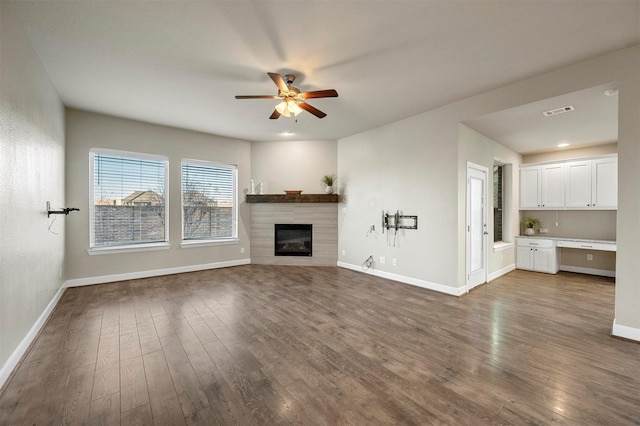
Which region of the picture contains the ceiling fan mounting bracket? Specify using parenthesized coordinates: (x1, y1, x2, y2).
(284, 74, 296, 85)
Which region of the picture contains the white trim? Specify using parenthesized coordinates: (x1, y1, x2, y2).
(88, 242, 171, 255)
(181, 238, 239, 248)
(559, 265, 615, 277)
(487, 263, 516, 282)
(612, 319, 640, 342)
(65, 258, 250, 287)
(0, 284, 66, 390)
(337, 261, 465, 297)
(493, 241, 514, 252)
(521, 153, 617, 168)
(89, 148, 170, 249)
(466, 162, 489, 290)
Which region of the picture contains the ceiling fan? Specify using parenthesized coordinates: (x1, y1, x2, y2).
(235, 72, 338, 119)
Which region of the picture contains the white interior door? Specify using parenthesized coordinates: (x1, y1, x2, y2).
(466, 163, 488, 291)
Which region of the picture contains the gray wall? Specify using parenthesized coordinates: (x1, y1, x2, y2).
(251, 139, 337, 194)
(0, 3, 65, 379)
(64, 109, 252, 281)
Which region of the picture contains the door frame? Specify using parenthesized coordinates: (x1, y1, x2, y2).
(466, 161, 489, 292)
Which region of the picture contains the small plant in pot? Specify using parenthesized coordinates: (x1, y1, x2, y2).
(321, 174, 336, 194)
(524, 217, 539, 235)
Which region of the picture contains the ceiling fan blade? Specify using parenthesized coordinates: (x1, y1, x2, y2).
(235, 95, 280, 99)
(297, 101, 327, 118)
(300, 89, 338, 99)
(269, 109, 281, 119)
(268, 72, 288, 92)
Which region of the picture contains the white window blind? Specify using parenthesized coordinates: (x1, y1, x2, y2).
(182, 160, 237, 241)
(90, 149, 168, 248)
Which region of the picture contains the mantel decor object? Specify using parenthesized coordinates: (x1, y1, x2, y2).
(321, 174, 336, 194)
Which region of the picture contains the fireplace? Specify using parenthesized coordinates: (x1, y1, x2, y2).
(275, 224, 312, 257)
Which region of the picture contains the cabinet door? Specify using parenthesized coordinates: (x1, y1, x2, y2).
(520, 167, 541, 209)
(592, 158, 617, 209)
(533, 248, 553, 273)
(565, 161, 592, 208)
(516, 247, 534, 270)
(540, 164, 565, 208)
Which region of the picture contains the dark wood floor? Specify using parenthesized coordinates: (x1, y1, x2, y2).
(1, 266, 639, 425)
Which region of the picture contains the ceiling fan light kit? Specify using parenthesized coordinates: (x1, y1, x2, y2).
(236, 72, 338, 120)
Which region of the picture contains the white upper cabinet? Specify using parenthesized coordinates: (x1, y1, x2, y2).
(540, 164, 565, 208)
(565, 161, 592, 208)
(520, 163, 565, 209)
(520, 167, 541, 209)
(592, 157, 617, 208)
(520, 155, 617, 210)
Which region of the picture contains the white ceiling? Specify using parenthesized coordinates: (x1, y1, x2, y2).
(7, 1, 640, 151)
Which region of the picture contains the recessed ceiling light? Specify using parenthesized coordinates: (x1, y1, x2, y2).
(557, 142, 570, 148)
(280, 131, 295, 137)
(604, 88, 619, 96)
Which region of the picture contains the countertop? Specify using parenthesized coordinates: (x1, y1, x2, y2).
(516, 235, 616, 244)
(516, 235, 616, 251)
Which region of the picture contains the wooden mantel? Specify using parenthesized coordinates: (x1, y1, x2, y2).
(246, 194, 339, 203)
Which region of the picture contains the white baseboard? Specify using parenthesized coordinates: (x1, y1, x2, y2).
(487, 264, 516, 282)
(337, 261, 464, 296)
(612, 319, 640, 342)
(0, 283, 66, 390)
(64, 258, 251, 287)
(559, 265, 615, 278)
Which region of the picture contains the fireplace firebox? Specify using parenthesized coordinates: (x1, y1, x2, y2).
(275, 224, 312, 257)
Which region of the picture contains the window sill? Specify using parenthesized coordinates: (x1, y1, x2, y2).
(88, 242, 171, 255)
(181, 238, 239, 249)
(493, 241, 514, 252)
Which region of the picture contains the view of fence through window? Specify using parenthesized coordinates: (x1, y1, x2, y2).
(182, 161, 237, 241)
(90, 151, 168, 248)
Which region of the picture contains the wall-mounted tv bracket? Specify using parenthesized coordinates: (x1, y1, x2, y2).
(381, 210, 418, 232)
(47, 201, 79, 218)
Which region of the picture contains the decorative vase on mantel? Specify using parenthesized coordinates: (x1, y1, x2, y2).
(525, 227, 535, 235)
(321, 174, 336, 195)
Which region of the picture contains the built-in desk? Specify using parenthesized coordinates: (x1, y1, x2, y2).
(520, 236, 617, 251)
(516, 236, 616, 276)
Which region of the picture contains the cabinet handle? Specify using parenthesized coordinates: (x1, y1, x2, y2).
(580, 245, 593, 248)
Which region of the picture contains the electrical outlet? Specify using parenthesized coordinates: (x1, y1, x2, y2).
(392, 258, 397, 266)
(587, 254, 593, 261)
(342, 249, 346, 256)
(380, 256, 386, 264)
(240, 247, 245, 254)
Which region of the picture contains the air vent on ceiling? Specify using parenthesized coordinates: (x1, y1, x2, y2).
(542, 105, 575, 117)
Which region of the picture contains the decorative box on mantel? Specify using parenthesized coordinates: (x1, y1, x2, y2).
(246, 194, 338, 203)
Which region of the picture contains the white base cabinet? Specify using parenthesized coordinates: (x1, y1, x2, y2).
(516, 237, 559, 274)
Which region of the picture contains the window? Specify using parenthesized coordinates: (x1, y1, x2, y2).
(90, 149, 168, 251)
(493, 164, 504, 242)
(182, 160, 237, 243)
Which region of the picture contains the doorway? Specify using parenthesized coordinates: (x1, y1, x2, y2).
(466, 162, 488, 291)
